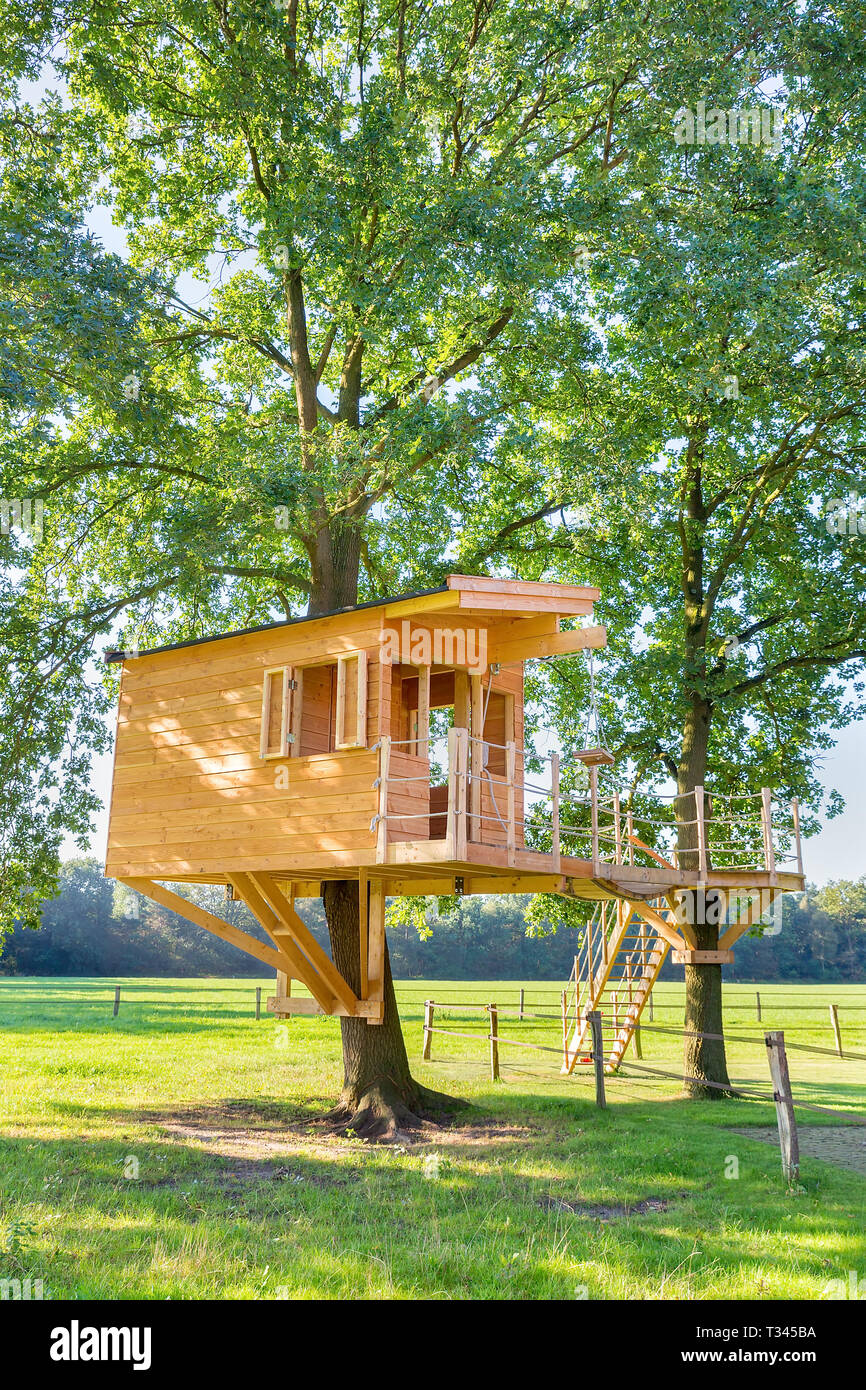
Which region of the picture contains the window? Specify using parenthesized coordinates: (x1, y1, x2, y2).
(335, 652, 368, 749)
(259, 666, 297, 760)
(285, 652, 369, 758)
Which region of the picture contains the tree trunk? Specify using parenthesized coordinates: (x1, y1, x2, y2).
(305, 519, 461, 1137)
(678, 692, 732, 1099)
(322, 881, 459, 1138)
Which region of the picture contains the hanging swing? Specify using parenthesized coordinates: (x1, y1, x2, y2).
(575, 649, 615, 767)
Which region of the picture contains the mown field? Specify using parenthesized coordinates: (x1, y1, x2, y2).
(1, 976, 864, 1301)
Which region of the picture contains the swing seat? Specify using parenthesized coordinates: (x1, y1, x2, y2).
(575, 746, 615, 767)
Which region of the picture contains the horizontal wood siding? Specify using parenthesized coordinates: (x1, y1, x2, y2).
(107, 610, 384, 878)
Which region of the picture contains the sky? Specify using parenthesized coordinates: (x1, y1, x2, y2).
(57, 181, 866, 890)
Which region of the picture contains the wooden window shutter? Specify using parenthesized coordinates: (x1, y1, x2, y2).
(260, 666, 296, 759)
(335, 652, 368, 749)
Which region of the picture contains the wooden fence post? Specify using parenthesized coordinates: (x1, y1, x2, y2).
(561, 989, 568, 1059)
(588, 1011, 606, 1109)
(422, 1000, 434, 1060)
(488, 1004, 500, 1081)
(830, 1003, 843, 1058)
(255, 986, 261, 1020)
(648, 991, 654, 1023)
(756, 990, 762, 1022)
(519, 987, 525, 1021)
(765, 1030, 799, 1185)
(113, 986, 121, 1018)
(633, 1014, 642, 1059)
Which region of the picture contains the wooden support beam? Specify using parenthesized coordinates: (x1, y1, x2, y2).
(367, 878, 386, 1022)
(228, 873, 337, 1012)
(248, 872, 360, 1016)
(625, 898, 685, 952)
(488, 624, 607, 666)
(359, 869, 369, 998)
(672, 949, 734, 964)
(120, 876, 295, 979)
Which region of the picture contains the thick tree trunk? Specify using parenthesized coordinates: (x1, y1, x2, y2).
(678, 692, 732, 1099)
(305, 518, 461, 1137)
(322, 881, 459, 1138)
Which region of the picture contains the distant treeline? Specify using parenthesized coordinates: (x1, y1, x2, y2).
(1, 858, 865, 982)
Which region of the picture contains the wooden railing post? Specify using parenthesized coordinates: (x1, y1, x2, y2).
(506, 740, 516, 866)
(765, 1031, 799, 1184)
(613, 790, 622, 865)
(694, 785, 707, 881)
(551, 752, 561, 872)
(561, 989, 568, 1059)
(488, 1003, 500, 1081)
(422, 1000, 434, 1060)
(376, 736, 391, 863)
(626, 806, 635, 865)
(830, 1003, 843, 1058)
(762, 787, 777, 885)
(588, 1011, 606, 1108)
(446, 726, 458, 857)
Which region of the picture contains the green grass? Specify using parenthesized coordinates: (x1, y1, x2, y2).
(1, 976, 864, 1300)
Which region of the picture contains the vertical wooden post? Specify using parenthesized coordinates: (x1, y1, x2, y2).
(626, 807, 634, 866)
(613, 791, 622, 865)
(551, 752, 561, 872)
(358, 870, 369, 998)
(506, 740, 516, 866)
(648, 990, 654, 1022)
(113, 986, 121, 1018)
(633, 1015, 642, 1059)
(446, 725, 458, 857)
(791, 796, 803, 876)
(561, 989, 568, 1058)
(756, 990, 762, 1022)
(765, 1031, 799, 1184)
(367, 878, 386, 1022)
(469, 675, 483, 842)
(255, 987, 261, 1020)
(830, 1004, 843, 1058)
(376, 736, 390, 863)
(694, 785, 707, 882)
(589, 765, 600, 874)
(422, 1000, 434, 1060)
(488, 1004, 500, 1081)
(588, 1011, 606, 1109)
(519, 987, 525, 1021)
(761, 787, 777, 885)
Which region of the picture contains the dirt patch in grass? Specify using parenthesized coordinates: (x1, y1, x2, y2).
(729, 1124, 866, 1176)
(538, 1195, 676, 1219)
(135, 1104, 531, 1167)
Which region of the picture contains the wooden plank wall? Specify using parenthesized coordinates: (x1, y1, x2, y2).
(106, 611, 384, 878)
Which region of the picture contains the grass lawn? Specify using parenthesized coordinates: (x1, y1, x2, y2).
(1, 976, 864, 1300)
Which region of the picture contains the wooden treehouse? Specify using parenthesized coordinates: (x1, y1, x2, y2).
(104, 575, 805, 1059)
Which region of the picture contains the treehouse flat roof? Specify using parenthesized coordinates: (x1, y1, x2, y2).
(104, 574, 602, 664)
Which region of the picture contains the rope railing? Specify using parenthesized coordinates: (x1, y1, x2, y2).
(372, 734, 803, 879)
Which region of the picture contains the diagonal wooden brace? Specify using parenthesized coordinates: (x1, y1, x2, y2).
(228, 873, 337, 1013)
(248, 872, 362, 1017)
(119, 877, 296, 978)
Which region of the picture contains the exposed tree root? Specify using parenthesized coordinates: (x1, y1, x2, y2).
(326, 1078, 469, 1142)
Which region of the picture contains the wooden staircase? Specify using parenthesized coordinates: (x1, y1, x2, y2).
(561, 898, 673, 1073)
